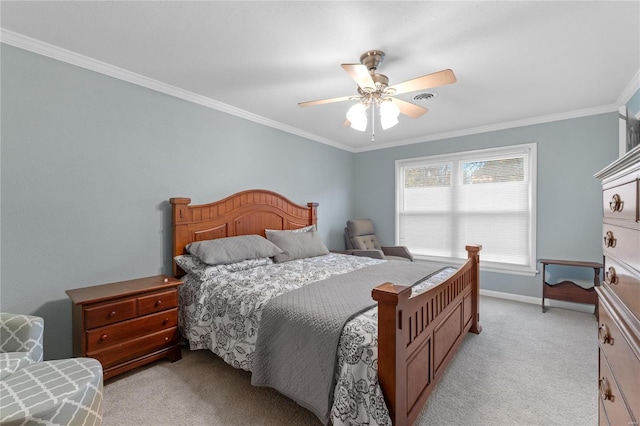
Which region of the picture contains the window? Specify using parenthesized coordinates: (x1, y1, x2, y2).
(396, 143, 537, 275)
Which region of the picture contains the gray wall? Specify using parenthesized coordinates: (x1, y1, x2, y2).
(352, 114, 620, 298)
(628, 88, 640, 116)
(0, 45, 354, 359)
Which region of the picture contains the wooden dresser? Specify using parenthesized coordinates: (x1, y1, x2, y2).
(594, 146, 640, 426)
(66, 275, 183, 380)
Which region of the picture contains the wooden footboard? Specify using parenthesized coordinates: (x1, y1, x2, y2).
(372, 245, 482, 426)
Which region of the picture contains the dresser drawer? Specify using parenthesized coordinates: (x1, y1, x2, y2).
(84, 298, 137, 329)
(598, 302, 640, 415)
(138, 289, 177, 316)
(602, 224, 640, 272)
(85, 308, 178, 352)
(603, 179, 638, 222)
(603, 256, 640, 320)
(599, 349, 633, 426)
(88, 327, 179, 368)
(598, 396, 608, 426)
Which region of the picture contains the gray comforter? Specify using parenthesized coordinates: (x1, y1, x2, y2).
(251, 260, 448, 425)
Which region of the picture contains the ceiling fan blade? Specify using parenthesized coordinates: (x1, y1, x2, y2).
(389, 69, 457, 95)
(389, 97, 428, 118)
(341, 64, 376, 91)
(298, 95, 354, 108)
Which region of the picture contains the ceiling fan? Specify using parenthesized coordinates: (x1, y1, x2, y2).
(298, 50, 456, 140)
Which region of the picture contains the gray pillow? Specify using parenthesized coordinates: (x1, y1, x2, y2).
(186, 235, 282, 265)
(266, 230, 329, 263)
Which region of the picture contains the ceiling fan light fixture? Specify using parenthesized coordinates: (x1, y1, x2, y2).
(347, 102, 367, 131)
(381, 115, 399, 130)
(380, 100, 400, 130)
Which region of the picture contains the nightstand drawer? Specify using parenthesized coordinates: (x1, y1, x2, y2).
(85, 309, 178, 352)
(84, 299, 137, 329)
(88, 327, 179, 368)
(138, 289, 177, 316)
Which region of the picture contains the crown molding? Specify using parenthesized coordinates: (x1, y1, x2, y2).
(354, 104, 619, 152)
(617, 68, 640, 106)
(1, 28, 634, 155)
(0, 29, 352, 152)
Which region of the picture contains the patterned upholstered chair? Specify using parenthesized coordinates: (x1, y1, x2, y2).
(344, 219, 414, 261)
(0, 313, 44, 379)
(0, 313, 104, 425)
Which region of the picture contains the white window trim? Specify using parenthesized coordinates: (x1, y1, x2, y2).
(395, 143, 537, 276)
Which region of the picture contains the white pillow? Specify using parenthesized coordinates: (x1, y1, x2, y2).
(265, 224, 316, 236)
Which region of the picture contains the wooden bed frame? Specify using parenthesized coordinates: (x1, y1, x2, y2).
(170, 189, 482, 426)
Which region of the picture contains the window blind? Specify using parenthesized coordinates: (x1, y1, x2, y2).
(396, 143, 537, 275)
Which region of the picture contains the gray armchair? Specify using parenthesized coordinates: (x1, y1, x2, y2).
(344, 219, 413, 261)
(0, 313, 44, 379)
(1, 313, 104, 425)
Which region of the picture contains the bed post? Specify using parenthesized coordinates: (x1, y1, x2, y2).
(372, 283, 412, 426)
(307, 202, 319, 226)
(466, 244, 482, 334)
(170, 197, 191, 277)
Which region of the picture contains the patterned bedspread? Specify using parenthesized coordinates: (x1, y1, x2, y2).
(178, 253, 455, 425)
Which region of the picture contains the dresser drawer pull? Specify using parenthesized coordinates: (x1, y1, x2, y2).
(604, 267, 619, 285)
(598, 324, 613, 345)
(162, 318, 169, 326)
(164, 337, 169, 342)
(155, 300, 163, 307)
(608, 194, 624, 212)
(100, 334, 108, 341)
(599, 377, 614, 401)
(603, 231, 617, 248)
(108, 311, 117, 318)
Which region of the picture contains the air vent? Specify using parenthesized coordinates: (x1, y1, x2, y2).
(413, 92, 437, 101)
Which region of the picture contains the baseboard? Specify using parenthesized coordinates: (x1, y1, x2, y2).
(479, 289, 596, 314)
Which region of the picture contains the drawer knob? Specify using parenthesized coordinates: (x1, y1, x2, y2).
(604, 267, 619, 285)
(162, 318, 169, 325)
(609, 194, 624, 212)
(598, 324, 612, 345)
(155, 300, 163, 307)
(599, 377, 613, 401)
(603, 231, 617, 248)
(164, 337, 169, 342)
(108, 311, 116, 318)
(100, 334, 108, 341)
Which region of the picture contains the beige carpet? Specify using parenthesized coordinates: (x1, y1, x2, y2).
(103, 296, 597, 425)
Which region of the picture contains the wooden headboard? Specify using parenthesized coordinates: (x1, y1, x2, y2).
(170, 189, 318, 277)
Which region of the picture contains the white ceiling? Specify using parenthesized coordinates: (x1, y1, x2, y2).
(2, 1, 639, 152)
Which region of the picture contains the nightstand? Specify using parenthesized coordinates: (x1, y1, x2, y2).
(66, 275, 183, 380)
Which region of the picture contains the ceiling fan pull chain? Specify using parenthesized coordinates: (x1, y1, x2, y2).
(371, 104, 376, 142)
